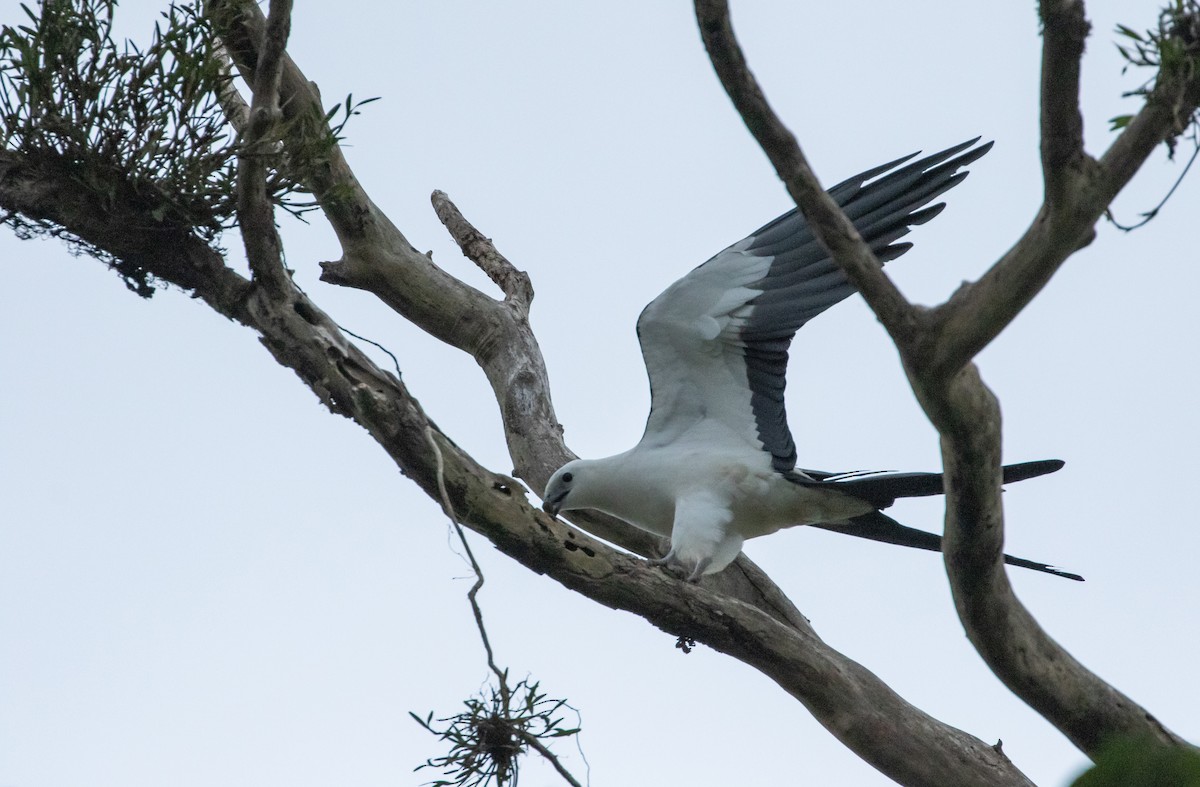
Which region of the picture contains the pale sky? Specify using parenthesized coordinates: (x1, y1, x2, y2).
(2, 2, 1197, 785)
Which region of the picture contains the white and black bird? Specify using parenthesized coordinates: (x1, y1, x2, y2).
(542, 139, 1081, 582)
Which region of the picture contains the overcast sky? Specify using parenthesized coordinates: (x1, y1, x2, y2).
(2, 2, 1197, 785)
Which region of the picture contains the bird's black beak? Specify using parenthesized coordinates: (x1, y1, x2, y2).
(542, 490, 567, 518)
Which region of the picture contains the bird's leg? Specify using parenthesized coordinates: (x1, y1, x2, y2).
(645, 549, 708, 583)
(660, 493, 738, 581)
(645, 548, 675, 569)
(684, 557, 711, 583)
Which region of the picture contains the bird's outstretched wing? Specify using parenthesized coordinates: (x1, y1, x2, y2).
(635, 139, 992, 466)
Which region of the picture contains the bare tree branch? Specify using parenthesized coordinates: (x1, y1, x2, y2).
(692, 0, 922, 349)
(924, 1, 1200, 378)
(432, 190, 533, 312)
(8, 2, 1198, 782)
(691, 0, 1197, 766)
(208, 0, 821, 628)
(924, 367, 1190, 756)
(1040, 0, 1091, 206)
(920, 1, 1096, 379)
(235, 0, 292, 293)
(0, 141, 1045, 786)
(928, 3, 1200, 757)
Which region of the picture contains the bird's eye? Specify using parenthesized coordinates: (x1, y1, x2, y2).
(562, 472, 574, 483)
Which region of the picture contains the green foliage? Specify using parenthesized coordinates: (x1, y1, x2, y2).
(1107, 2, 1200, 231)
(1113, 0, 1200, 148)
(1071, 738, 1200, 787)
(410, 676, 582, 787)
(0, 0, 373, 295)
(1, 2, 235, 239)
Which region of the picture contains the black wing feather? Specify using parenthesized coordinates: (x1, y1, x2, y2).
(736, 139, 992, 471)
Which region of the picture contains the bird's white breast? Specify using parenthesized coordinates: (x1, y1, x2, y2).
(589, 423, 873, 542)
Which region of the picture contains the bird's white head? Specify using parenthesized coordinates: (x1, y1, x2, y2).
(542, 459, 588, 517)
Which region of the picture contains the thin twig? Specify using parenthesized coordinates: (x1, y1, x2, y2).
(1106, 134, 1200, 230)
(424, 425, 508, 705)
(336, 323, 402, 379)
(520, 733, 585, 787)
(424, 426, 587, 786)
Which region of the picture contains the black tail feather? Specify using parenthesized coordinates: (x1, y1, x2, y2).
(810, 510, 1083, 581)
(795, 459, 1065, 509)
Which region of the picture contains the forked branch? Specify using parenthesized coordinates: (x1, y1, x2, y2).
(693, 0, 1196, 762)
(210, 0, 830, 626)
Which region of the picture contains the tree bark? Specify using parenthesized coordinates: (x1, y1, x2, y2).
(693, 0, 1198, 760)
(3, 0, 1198, 783)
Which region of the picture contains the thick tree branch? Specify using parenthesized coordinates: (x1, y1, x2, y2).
(210, 0, 563, 481)
(693, 0, 921, 348)
(924, 2, 1200, 378)
(419, 414, 1036, 787)
(210, 0, 816, 628)
(1040, 0, 1091, 206)
(917, 368, 1190, 756)
(692, 0, 1197, 766)
(0, 151, 251, 318)
(923, 4, 1200, 757)
(921, 0, 1097, 378)
(0, 145, 1037, 787)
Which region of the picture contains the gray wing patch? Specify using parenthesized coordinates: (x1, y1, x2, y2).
(738, 139, 992, 473)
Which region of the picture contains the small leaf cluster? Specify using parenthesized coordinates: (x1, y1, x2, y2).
(1111, 0, 1200, 138)
(1, 2, 239, 241)
(410, 676, 581, 787)
(0, 1, 373, 294)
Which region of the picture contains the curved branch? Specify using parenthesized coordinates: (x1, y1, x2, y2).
(693, 0, 920, 346)
(918, 367, 1190, 755)
(209, 0, 816, 628)
(691, 0, 1196, 765)
(925, 2, 1200, 378)
(0, 144, 1038, 786)
(924, 4, 1200, 757)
